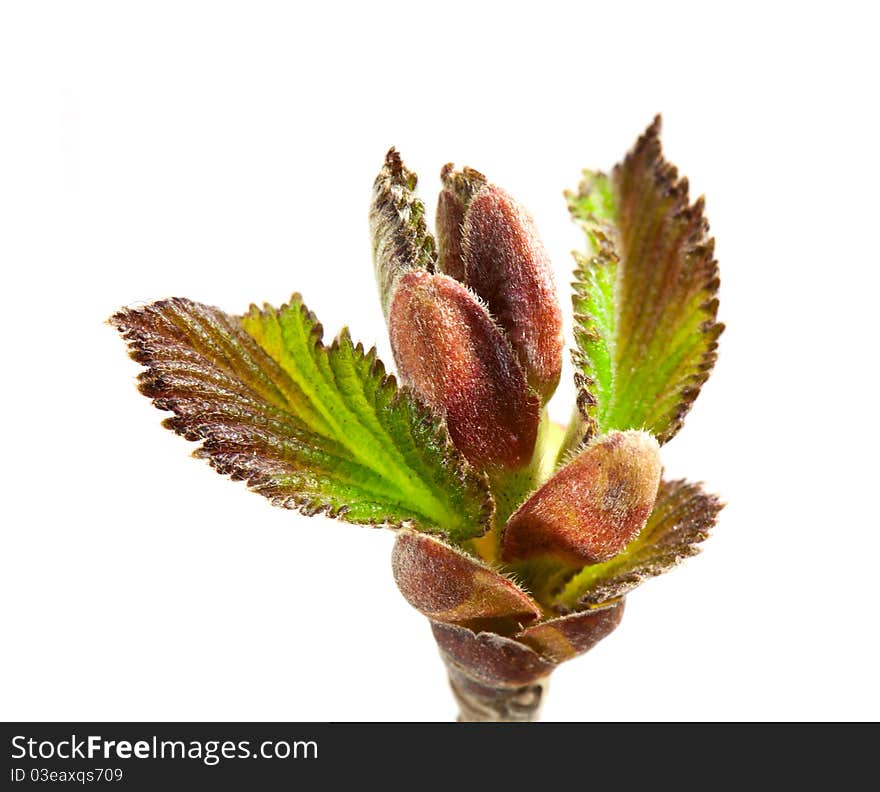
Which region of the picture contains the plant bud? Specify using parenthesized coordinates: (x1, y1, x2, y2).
(389, 270, 539, 470)
(501, 431, 662, 565)
(392, 532, 541, 632)
(462, 185, 564, 401)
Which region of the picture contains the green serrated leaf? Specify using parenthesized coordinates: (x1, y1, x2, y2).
(552, 478, 722, 610)
(562, 117, 723, 454)
(111, 296, 492, 541)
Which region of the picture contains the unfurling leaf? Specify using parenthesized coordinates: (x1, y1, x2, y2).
(388, 270, 540, 470)
(111, 296, 492, 541)
(369, 148, 437, 317)
(562, 116, 723, 453)
(392, 532, 541, 633)
(431, 621, 554, 687)
(515, 600, 624, 663)
(501, 431, 661, 566)
(553, 478, 723, 610)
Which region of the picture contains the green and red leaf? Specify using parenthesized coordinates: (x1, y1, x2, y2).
(562, 116, 723, 454)
(111, 295, 492, 541)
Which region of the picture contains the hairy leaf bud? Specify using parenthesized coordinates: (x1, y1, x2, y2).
(389, 270, 539, 469)
(502, 431, 661, 565)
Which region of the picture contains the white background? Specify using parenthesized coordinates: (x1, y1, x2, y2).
(2, 1, 878, 721)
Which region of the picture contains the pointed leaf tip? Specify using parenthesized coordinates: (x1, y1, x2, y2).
(369, 149, 436, 317)
(562, 117, 722, 454)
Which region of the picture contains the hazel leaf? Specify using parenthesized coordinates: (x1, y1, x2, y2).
(111, 295, 492, 541)
(563, 116, 723, 452)
(552, 478, 723, 610)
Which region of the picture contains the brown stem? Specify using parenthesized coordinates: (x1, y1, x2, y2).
(445, 662, 549, 722)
